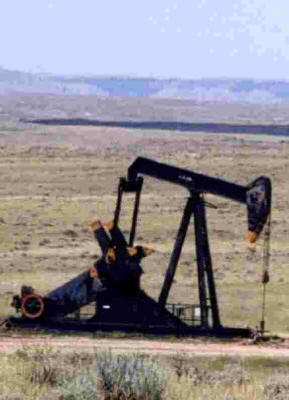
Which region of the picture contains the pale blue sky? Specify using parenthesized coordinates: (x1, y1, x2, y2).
(1, 0, 289, 79)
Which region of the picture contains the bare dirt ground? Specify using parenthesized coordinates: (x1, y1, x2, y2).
(1, 335, 289, 357)
(0, 96, 289, 348)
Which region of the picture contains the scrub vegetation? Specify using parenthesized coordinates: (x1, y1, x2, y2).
(1, 345, 289, 399)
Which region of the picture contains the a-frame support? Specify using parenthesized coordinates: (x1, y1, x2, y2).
(158, 192, 221, 329)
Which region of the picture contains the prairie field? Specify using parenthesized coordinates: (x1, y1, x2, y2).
(2, 345, 289, 400)
(0, 95, 288, 335)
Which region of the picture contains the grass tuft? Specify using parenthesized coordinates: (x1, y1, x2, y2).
(264, 372, 289, 400)
(57, 373, 100, 400)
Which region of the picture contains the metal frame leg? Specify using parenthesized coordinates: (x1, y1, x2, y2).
(159, 196, 195, 309)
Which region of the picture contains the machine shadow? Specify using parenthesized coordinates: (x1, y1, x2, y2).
(26, 118, 289, 136)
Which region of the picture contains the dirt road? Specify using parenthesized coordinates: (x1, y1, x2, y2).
(0, 335, 288, 357)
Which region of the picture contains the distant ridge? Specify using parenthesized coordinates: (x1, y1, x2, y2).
(1, 67, 289, 104)
(27, 118, 289, 136)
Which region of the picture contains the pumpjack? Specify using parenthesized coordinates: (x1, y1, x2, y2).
(9, 157, 271, 336)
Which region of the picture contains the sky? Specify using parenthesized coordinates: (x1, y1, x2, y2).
(1, 0, 289, 79)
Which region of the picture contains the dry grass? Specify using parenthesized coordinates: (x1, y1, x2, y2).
(2, 346, 289, 399)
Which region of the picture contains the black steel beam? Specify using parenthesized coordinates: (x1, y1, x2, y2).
(113, 178, 125, 238)
(158, 196, 195, 309)
(193, 194, 221, 329)
(128, 157, 247, 203)
(129, 177, 143, 246)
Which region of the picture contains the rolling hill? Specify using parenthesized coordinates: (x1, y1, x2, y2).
(1, 66, 289, 104)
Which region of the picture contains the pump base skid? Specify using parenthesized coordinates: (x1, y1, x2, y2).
(7, 316, 252, 338)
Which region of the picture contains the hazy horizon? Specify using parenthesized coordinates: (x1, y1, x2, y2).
(2, 63, 289, 83)
(5, 67, 289, 83)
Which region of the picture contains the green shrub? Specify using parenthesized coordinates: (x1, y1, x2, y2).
(57, 373, 100, 400)
(57, 351, 168, 400)
(96, 351, 168, 400)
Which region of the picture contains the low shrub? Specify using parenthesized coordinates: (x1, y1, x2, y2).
(171, 354, 249, 386)
(12, 345, 67, 387)
(57, 351, 168, 400)
(57, 373, 100, 400)
(96, 351, 168, 400)
(265, 372, 289, 400)
(56, 351, 169, 400)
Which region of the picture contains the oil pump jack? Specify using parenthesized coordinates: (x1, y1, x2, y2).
(10, 157, 271, 337)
